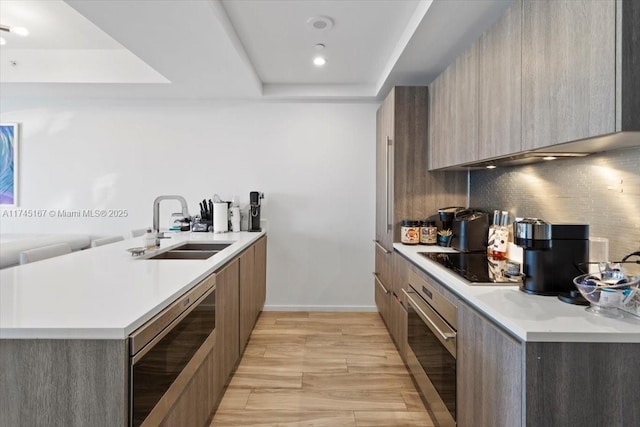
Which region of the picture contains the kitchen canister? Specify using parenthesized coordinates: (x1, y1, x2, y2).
(401, 220, 421, 245)
(420, 220, 437, 245)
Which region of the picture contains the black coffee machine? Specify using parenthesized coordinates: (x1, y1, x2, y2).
(249, 191, 264, 232)
(513, 218, 589, 296)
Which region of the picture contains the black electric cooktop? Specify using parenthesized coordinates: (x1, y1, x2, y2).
(419, 252, 521, 284)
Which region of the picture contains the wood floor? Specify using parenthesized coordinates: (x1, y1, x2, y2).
(210, 311, 434, 427)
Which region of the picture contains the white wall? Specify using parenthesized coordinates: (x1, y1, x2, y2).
(0, 99, 378, 310)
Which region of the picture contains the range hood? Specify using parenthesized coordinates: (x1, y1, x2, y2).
(457, 131, 640, 169)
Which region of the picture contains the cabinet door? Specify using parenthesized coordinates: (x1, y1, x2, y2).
(522, 0, 615, 150)
(429, 67, 455, 170)
(239, 245, 256, 351)
(374, 244, 391, 326)
(429, 42, 479, 169)
(390, 252, 408, 363)
(376, 89, 396, 250)
(255, 236, 267, 315)
(457, 302, 522, 427)
(374, 271, 390, 327)
(376, 104, 388, 244)
(216, 258, 240, 383)
(453, 42, 479, 165)
(479, 0, 522, 159)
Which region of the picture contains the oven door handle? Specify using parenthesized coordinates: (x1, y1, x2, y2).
(402, 288, 456, 342)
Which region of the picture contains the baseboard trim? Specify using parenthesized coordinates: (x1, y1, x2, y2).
(263, 305, 377, 312)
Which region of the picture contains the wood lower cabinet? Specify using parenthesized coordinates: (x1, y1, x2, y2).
(456, 300, 640, 427)
(0, 339, 128, 427)
(158, 331, 221, 427)
(216, 258, 240, 383)
(255, 236, 267, 315)
(239, 236, 267, 352)
(375, 252, 409, 362)
(239, 244, 256, 350)
(457, 301, 522, 427)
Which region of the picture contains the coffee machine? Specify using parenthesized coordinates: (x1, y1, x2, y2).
(249, 191, 264, 232)
(513, 218, 589, 295)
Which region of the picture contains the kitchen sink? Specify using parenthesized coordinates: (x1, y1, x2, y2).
(173, 242, 231, 251)
(149, 250, 219, 260)
(146, 242, 231, 260)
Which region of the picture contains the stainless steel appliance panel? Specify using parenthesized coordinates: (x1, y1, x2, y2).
(404, 284, 457, 426)
(129, 283, 216, 427)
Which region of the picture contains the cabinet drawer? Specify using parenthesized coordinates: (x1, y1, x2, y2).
(407, 265, 458, 329)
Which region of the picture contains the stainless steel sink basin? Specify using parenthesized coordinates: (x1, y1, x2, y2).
(174, 243, 231, 251)
(149, 250, 218, 260)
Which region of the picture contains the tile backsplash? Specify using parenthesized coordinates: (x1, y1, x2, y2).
(469, 146, 640, 271)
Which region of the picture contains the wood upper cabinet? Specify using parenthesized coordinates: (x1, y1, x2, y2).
(522, 0, 616, 150)
(453, 42, 480, 165)
(216, 258, 240, 383)
(457, 301, 522, 427)
(478, 0, 523, 159)
(429, 41, 479, 169)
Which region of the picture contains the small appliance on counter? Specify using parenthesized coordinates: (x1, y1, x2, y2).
(249, 191, 264, 232)
(450, 209, 489, 253)
(438, 206, 464, 231)
(513, 218, 589, 297)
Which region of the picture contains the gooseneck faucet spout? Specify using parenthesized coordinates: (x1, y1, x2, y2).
(153, 195, 190, 233)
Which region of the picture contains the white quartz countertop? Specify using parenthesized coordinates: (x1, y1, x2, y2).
(0, 231, 265, 340)
(394, 243, 640, 343)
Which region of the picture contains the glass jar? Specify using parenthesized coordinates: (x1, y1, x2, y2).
(401, 220, 421, 245)
(420, 220, 438, 245)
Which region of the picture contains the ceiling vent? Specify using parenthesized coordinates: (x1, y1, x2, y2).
(307, 16, 334, 31)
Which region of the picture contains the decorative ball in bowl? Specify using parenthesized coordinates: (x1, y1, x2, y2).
(573, 272, 640, 318)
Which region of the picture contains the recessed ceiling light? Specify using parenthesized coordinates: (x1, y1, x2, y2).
(313, 56, 326, 67)
(486, 165, 497, 169)
(307, 16, 334, 31)
(0, 37, 5, 46)
(542, 156, 557, 161)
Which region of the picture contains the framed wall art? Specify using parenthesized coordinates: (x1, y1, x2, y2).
(0, 123, 19, 206)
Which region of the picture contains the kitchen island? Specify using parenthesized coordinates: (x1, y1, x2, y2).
(393, 243, 640, 427)
(0, 231, 267, 427)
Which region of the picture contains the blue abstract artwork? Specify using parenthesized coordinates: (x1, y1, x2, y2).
(0, 123, 18, 206)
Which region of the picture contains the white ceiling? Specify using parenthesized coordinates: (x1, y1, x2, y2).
(0, 0, 512, 100)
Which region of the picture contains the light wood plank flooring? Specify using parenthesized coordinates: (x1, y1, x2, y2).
(211, 312, 434, 427)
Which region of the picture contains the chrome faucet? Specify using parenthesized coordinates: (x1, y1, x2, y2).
(153, 195, 190, 233)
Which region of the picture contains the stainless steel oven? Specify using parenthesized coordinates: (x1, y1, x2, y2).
(403, 270, 457, 427)
(129, 278, 216, 427)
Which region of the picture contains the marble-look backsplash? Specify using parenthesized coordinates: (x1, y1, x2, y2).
(469, 146, 640, 270)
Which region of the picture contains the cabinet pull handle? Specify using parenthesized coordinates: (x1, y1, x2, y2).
(373, 240, 391, 254)
(373, 272, 389, 294)
(402, 288, 455, 342)
(386, 136, 393, 232)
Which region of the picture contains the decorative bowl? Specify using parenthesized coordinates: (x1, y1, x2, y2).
(573, 272, 640, 318)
